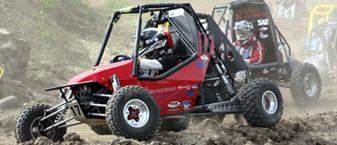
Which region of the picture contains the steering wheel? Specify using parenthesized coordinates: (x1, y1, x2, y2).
(112, 54, 132, 63)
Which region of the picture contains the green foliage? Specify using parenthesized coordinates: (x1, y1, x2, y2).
(39, 31, 53, 40)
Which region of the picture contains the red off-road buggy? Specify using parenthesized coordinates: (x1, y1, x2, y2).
(210, 0, 322, 106)
(14, 3, 283, 143)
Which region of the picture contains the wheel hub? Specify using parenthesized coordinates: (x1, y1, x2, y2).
(304, 79, 311, 90)
(30, 117, 56, 139)
(124, 99, 150, 128)
(128, 108, 140, 121)
(32, 126, 42, 136)
(303, 73, 318, 97)
(262, 90, 278, 114)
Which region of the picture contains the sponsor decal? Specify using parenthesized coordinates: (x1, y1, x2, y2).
(169, 8, 184, 17)
(149, 90, 156, 94)
(270, 67, 277, 71)
(257, 19, 269, 26)
(152, 87, 177, 94)
(259, 26, 268, 32)
(259, 26, 268, 39)
(191, 85, 199, 89)
(178, 85, 190, 90)
(156, 88, 163, 93)
(201, 55, 209, 61)
(186, 90, 195, 97)
(145, 37, 159, 44)
(196, 61, 207, 68)
(259, 32, 268, 39)
(196, 55, 208, 69)
(154, 93, 171, 99)
(235, 8, 267, 20)
(164, 87, 176, 92)
(172, 91, 188, 96)
(181, 100, 191, 110)
(169, 108, 179, 112)
(168, 101, 181, 108)
(262, 68, 269, 74)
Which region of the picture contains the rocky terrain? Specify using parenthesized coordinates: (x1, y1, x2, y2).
(0, 0, 337, 144)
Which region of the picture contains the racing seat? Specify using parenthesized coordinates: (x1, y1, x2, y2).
(164, 31, 182, 65)
(164, 31, 174, 49)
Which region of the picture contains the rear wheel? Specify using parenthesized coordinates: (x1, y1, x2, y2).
(14, 104, 66, 143)
(238, 78, 283, 127)
(105, 85, 161, 140)
(290, 63, 322, 106)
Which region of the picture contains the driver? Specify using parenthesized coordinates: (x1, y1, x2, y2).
(233, 20, 265, 65)
(137, 27, 177, 76)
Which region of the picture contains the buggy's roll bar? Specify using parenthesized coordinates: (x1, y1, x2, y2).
(94, 3, 201, 68)
(94, 11, 120, 67)
(95, 3, 209, 77)
(146, 3, 175, 8)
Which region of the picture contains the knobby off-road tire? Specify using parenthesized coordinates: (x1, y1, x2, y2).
(14, 104, 66, 143)
(238, 78, 283, 127)
(290, 63, 322, 106)
(89, 124, 112, 135)
(105, 85, 161, 140)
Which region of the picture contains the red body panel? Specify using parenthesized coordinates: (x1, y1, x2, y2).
(67, 60, 137, 91)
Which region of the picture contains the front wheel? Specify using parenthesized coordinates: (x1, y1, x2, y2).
(14, 104, 66, 143)
(290, 63, 322, 106)
(105, 85, 161, 140)
(238, 78, 283, 127)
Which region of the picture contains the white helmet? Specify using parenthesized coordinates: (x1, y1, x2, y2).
(234, 20, 254, 45)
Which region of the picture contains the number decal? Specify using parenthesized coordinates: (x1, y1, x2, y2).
(70, 105, 81, 116)
(287, 10, 292, 18)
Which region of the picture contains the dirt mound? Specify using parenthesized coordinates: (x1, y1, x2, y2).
(12, 111, 337, 145)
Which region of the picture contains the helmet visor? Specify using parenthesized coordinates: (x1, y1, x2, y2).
(235, 29, 251, 40)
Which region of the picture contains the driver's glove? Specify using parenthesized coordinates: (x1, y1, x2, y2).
(119, 57, 128, 61)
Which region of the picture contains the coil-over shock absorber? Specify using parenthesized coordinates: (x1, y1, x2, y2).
(211, 56, 236, 98)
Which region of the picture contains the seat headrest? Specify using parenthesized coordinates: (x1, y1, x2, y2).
(164, 31, 174, 49)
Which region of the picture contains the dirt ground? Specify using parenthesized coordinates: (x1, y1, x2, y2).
(1, 0, 337, 145)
